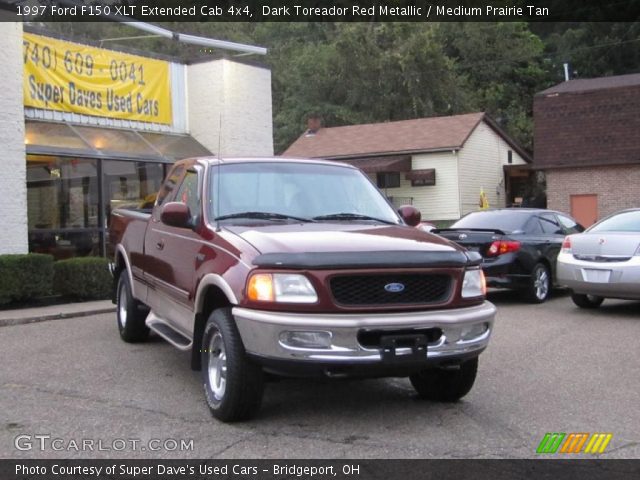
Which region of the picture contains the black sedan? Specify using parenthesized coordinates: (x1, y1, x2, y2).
(434, 209, 584, 303)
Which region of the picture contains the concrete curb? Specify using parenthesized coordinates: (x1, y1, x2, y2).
(0, 306, 116, 327)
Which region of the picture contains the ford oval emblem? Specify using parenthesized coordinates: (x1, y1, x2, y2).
(384, 283, 405, 293)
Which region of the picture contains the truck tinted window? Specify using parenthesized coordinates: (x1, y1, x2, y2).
(156, 166, 184, 206)
(175, 170, 199, 217)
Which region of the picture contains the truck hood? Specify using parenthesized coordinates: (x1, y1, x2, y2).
(223, 223, 474, 269)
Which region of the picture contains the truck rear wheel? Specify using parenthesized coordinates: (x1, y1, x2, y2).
(201, 307, 264, 422)
(116, 272, 149, 343)
(409, 357, 478, 402)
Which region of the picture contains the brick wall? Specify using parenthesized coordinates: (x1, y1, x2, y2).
(546, 165, 640, 220)
(534, 85, 640, 168)
(0, 23, 27, 254)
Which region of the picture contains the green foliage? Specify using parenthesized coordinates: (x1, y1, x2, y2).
(53, 257, 112, 300)
(0, 254, 54, 304)
(39, 21, 639, 155)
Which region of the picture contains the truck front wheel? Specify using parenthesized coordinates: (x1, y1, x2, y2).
(116, 272, 149, 343)
(409, 357, 478, 402)
(201, 307, 264, 422)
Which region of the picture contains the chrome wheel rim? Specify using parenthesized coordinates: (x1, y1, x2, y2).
(207, 331, 227, 400)
(534, 268, 549, 300)
(118, 283, 127, 328)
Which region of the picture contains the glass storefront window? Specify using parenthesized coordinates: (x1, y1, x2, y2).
(27, 156, 166, 260)
(103, 160, 165, 218)
(27, 155, 100, 259)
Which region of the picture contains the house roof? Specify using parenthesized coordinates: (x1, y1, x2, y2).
(538, 72, 640, 95)
(283, 112, 531, 162)
(534, 73, 640, 169)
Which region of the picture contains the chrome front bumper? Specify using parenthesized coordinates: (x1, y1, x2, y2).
(232, 302, 496, 363)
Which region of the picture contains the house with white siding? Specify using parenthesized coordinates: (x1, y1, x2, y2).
(283, 112, 531, 223)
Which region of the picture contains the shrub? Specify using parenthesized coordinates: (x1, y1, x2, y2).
(0, 254, 54, 304)
(53, 257, 111, 300)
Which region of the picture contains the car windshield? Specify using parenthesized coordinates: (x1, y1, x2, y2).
(449, 211, 529, 232)
(208, 162, 400, 224)
(588, 210, 640, 233)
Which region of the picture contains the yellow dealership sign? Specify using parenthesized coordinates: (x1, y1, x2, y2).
(23, 33, 172, 125)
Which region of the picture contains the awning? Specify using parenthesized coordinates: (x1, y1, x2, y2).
(24, 121, 211, 163)
(338, 155, 411, 173)
(405, 169, 436, 184)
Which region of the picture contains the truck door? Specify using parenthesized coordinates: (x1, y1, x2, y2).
(144, 165, 202, 337)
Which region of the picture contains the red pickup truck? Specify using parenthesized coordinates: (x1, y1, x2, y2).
(109, 157, 496, 422)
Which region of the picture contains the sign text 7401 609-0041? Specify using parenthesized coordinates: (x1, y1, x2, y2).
(22, 32, 172, 124)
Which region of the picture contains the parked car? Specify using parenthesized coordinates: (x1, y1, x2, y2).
(109, 157, 496, 422)
(557, 208, 640, 308)
(433, 209, 584, 303)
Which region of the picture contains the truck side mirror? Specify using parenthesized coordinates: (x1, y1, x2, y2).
(160, 202, 192, 229)
(398, 205, 421, 227)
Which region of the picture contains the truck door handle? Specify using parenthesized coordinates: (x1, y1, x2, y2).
(156, 240, 165, 250)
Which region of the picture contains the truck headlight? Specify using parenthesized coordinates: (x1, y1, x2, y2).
(247, 273, 318, 303)
(461, 269, 486, 298)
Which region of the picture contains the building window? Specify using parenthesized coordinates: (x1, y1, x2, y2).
(27, 155, 166, 260)
(376, 172, 400, 189)
(27, 155, 100, 259)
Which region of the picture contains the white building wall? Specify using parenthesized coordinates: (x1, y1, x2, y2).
(457, 121, 527, 216)
(377, 151, 461, 221)
(187, 59, 273, 156)
(0, 23, 27, 254)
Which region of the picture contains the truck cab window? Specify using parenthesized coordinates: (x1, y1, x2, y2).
(156, 166, 185, 206)
(175, 170, 200, 218)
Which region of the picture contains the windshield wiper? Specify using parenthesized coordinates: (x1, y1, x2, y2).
(312, 213, 397, 225)
(214, 211, 314, 222)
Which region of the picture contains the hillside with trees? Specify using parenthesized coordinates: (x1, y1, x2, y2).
(40, 21, 640, 153)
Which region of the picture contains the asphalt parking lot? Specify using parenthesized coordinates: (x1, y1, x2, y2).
(1, 291, 639, 459)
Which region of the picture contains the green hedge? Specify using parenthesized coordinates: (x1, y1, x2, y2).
(0, 254, 54, 304)
(53, 257, 111, 300)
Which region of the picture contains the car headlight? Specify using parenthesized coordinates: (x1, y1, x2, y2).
(461, 269, 486, 298)
(247, 273, 318, 303)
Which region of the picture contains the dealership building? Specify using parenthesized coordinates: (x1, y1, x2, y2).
(0, 22, 273, 258)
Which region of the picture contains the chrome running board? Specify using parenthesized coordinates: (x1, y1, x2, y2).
(146, 311, 192, 351)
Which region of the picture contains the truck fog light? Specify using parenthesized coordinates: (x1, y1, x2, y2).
(280, 331, 332, 349)
(460, 323, 489, 341)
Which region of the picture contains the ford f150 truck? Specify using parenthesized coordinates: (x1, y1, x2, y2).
(109, 157, 496, 422)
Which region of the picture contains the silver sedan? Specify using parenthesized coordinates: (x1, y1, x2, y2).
(557, 208, 640, 308)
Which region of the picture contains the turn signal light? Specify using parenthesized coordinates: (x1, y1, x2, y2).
(247, 273, 274, 302)
(486, 240, 521, 257)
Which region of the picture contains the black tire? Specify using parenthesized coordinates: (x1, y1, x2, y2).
(524, 263, 551, 303)
(201, 307, 264, 422)
(116, 271, 149, 343)
(409, 357, 478, 402)
(571, 293, 604, 309)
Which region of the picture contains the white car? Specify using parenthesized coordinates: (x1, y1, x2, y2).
(557, 208, 640, 308)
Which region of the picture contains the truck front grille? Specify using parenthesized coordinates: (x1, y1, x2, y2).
(329, 274, 452, 306)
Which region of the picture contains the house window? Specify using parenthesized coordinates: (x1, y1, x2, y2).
(376, 172, 400, 189)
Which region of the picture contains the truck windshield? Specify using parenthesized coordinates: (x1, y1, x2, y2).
(208, 162, 400, 224)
